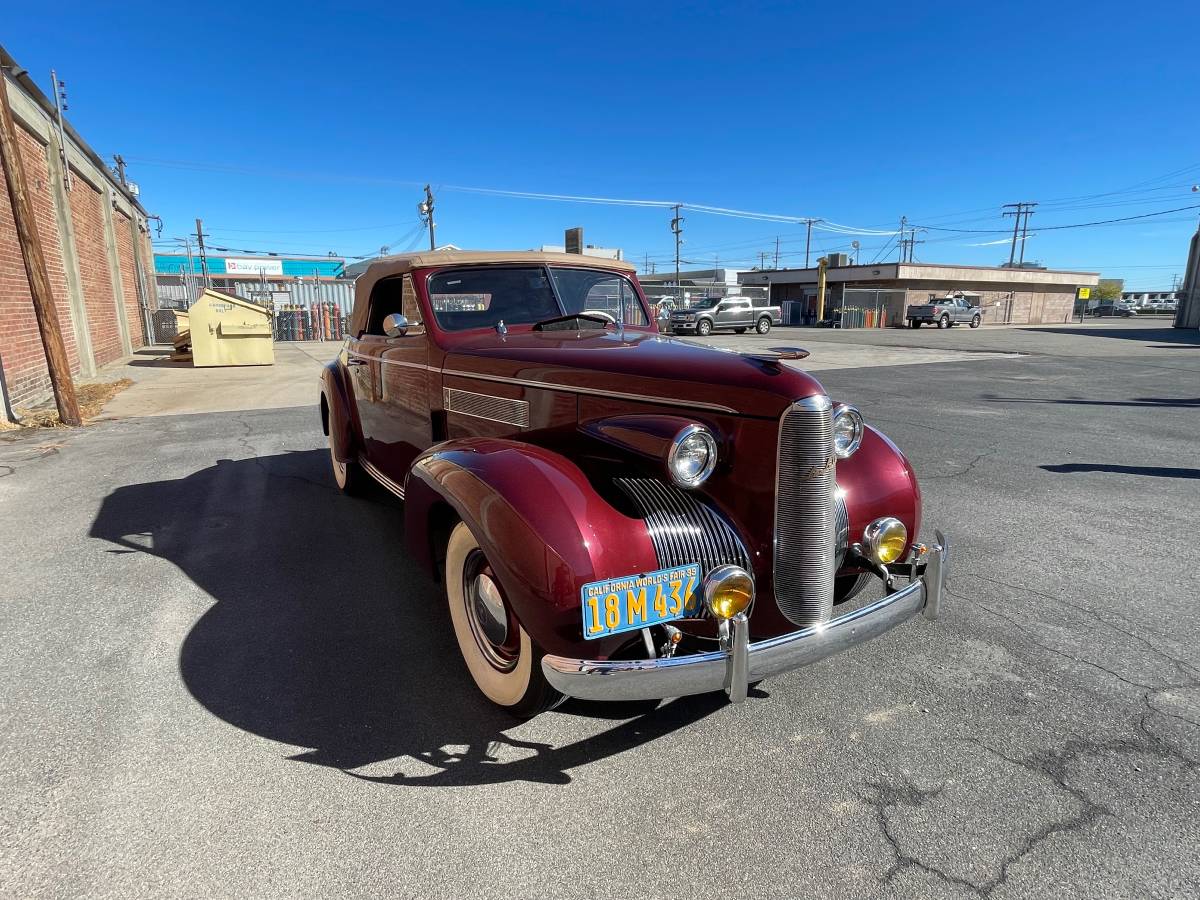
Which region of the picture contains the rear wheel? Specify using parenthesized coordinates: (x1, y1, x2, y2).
(697, 318, 713, 336)
(970, 314, 981, 328)
(910, 320, 922, 329)
(938, 315, 950, 329)
(445, 522, 563, 717)
(756, 316, 772, 335)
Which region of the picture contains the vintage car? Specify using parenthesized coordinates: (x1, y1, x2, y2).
(320, 250, 947, 716)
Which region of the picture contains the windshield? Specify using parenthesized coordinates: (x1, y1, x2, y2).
(427, 266, 648, 331)
(688, 297, 719, 310)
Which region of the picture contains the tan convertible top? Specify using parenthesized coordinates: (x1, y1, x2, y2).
(349, 250, 637, 336)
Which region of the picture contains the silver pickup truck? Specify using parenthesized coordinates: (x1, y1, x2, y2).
(669, 296, 783, 336)
(906, 296, 983, 329)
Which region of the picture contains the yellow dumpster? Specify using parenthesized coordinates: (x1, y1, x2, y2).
(184, 289, 274, 367)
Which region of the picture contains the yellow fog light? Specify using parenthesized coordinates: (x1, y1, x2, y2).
(863, 517, 908, 565)
(703, 565, 755, 620)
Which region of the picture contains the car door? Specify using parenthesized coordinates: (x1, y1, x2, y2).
(737, 300, 754, 327)
(354, 274, 434, 486)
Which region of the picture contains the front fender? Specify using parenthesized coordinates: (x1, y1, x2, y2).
(835, 425, 922, 556)
(405, 439, 660, 658)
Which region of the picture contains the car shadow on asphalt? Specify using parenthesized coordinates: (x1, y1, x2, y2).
(88, 449, 724, 787)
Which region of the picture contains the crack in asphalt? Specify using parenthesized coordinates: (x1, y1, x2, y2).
(946, 575, 1199, 770)
(0, 465, 13, 478)
(234, 413, 347, 495)
(855, 572, 1200, 893)
(922, 449, 998, 480)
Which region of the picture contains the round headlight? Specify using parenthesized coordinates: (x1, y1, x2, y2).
(667, 425, 718, 488)
(863, 517, 908, 565)
(833, 404, 864, 458)
(703, 565, 754, 620)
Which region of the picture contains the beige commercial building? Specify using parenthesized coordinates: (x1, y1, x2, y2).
(739, 262, 1100, 326)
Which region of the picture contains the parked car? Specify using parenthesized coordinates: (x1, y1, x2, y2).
(1089, 302, 1136, 318)
(320, 251, 947, 716)
(907, 296, 982, 329)
(670, 295, 782, 336)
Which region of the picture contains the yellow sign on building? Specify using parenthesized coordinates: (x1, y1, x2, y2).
(1077, 287, 1091, 299)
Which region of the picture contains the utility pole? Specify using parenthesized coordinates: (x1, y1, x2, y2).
(194, 218, 211, 289)
(908, 228, 926, 263)
(671, 204, 684, 300)
(759, 251, 768, 269)
(898, 216, 909, 262)
(774, 236, 780, 268)
(0, 68, 81, 424)
(49, 69, 71, 191)
(1003, 202, 1037, 267)
(419, 184, 436, 250)
(1018, 203, 1037, 265)
(804, 218, 819, 267)
(851, 240, 860, 265)
(112, 153, 127, 187)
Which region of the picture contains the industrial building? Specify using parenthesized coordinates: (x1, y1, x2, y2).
(153, 253, 350, 309)
(739, 258, 1100, 326)
(1, 44, 157, 418)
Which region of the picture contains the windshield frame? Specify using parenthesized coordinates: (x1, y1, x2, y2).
(420, 264, 652, 334)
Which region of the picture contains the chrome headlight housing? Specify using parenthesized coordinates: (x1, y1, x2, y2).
(667, 424, 718, 488)
(833, 404, 864, 458)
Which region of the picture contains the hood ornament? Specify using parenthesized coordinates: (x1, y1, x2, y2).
(746, 346, 810, 364)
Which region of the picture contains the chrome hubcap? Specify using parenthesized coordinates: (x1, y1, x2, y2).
(471, 573, 508, 646)
(463, 552, 517, 671)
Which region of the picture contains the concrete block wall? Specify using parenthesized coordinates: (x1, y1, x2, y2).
(1, 64, 153, 416)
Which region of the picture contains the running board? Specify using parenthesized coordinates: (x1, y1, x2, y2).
(359, 458, 406, 500)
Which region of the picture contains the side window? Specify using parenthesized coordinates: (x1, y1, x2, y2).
(366, 275, 425, 336)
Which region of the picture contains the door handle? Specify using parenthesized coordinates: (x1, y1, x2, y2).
(346, 357, 367, 366)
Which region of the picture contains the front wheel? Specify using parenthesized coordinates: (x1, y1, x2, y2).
(970, 314, 981, 328)
(756, 317, 772, 335)
(696, 319, 713, 336)
(328, 430, 364, 495)
(445, 522, 563, 717)
(938, 315, 950, 329)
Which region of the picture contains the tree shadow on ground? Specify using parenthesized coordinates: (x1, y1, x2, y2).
(88, 450, 723, 787)
(1021, 326, 1200, 348)
(981, 395, 1200, 409)
(1041, 463, 1200, 480)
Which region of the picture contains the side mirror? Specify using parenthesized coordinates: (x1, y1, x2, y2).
(382, 313, 409, 338)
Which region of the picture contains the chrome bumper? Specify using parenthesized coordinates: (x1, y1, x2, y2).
(542, 531, 948, 703)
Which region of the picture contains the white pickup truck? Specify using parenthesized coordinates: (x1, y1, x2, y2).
(906, 296, 982, 329)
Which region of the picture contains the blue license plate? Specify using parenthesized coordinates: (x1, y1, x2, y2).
(580, 563, 701, 640)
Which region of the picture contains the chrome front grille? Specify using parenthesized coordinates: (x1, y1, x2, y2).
(615, 477, 751, 578)
(774, 396, 836, 626)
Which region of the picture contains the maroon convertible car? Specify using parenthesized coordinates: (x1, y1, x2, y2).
(320, 251, 947, 716)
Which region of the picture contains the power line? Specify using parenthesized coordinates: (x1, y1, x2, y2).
(919, 203, 1200, 234)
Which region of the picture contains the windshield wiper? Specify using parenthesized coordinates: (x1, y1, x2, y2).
(532, 313, 611, 332)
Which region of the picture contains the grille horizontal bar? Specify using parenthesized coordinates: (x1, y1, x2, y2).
(774, 395, 836, 626)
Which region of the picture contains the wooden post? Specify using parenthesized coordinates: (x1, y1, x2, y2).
(0, 68, 81, 424)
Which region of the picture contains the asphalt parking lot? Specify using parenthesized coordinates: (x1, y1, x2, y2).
(2, 320, 1198, 898)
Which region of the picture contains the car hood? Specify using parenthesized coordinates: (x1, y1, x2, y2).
(440, 329, 825, 419)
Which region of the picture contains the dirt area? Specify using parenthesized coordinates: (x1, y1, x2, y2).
(0, 378, 133, 431)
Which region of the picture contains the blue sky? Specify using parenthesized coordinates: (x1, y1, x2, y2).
(8, 1, 1199, 289)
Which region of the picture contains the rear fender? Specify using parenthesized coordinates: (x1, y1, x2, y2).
(405, 438, 659, 658)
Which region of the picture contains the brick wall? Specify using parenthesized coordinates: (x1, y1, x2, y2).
(0, 130, 81, 407)
(114, 210, 145, 348)
(66, 177, 122, 366)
